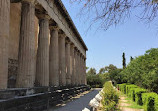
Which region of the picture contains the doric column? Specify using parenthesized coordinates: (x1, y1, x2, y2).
(59, 34, 66, 86)
(77, 50, 80, 85)
(16, 0, 36, 88)
(70, 44, 75, 85)
(78, 53, 81, 85)
(36, 14, 50, 86)
(65, 40, 71, 85)
(81, 55, 84, 85)
(74, 48, 78, 85)
(0, 0, 10, 89)
(49, 26, 59, 86)
(79, 53, 82, 85)
(82, 56, 85, 85)
(84, 58, 87, 85)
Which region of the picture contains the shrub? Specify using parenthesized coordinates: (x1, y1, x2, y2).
(118, 83, 158, 111)
(142, 93, 158, 111)
(102, 81, 119, 111)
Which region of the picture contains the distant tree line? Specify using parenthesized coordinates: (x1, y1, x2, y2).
(87, 48, 158, 93)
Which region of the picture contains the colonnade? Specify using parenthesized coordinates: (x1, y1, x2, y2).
(0, 0, 87, 89)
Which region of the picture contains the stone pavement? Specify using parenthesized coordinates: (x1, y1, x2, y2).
(48, 88, 101, 111)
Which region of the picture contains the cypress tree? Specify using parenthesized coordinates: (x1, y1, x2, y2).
(122, 52, 126, 69)
(130, 56, 134, 62)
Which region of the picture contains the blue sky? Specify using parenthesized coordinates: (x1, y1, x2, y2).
(62, 1, 158, 72)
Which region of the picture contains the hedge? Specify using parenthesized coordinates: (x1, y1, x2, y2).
(126, 84, 138, 97)
(118, 83, 128, 94)
(135, 88, 147, 105)
(118, 83, 158, 111)
(142, 93, 158, 111)
(129, 87, 138, 101)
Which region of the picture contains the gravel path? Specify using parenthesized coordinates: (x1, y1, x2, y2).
(48, 88, 101, 111)
(119, 96, 144, 111)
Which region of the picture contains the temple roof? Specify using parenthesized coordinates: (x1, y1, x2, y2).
(55, 0, 88, 51)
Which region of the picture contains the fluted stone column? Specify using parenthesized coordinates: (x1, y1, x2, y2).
(0, 0, 10, 89)
(78, 53, 81, 85)
(16, 0, 36, 88)
(36, 14, 49, 86)
(84, 58, 87, 85)
(77, 50, 80, 85)
(49, 27, 59, 86)
(70, 44, 75, 85)
(81, 55, 84, 85)
(59, 34, 66, 86)
(65, 41, 71, 85)
(74, 49, 77, 85)
(75, 50, 78, 85)
(80, 54, 82, 85)
(82, 56, 85, 85)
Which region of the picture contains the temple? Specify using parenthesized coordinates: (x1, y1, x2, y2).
(0, 0, 89, 110)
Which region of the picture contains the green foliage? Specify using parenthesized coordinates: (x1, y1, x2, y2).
(86, 73, 109, 88)
(142, 93, 158, 111)
(86, 67, 89, 70)
(102, 82, 119, 111)
(126, 84, 138, 97)
(130, 56, 134, 62)
(118, 48, 158, 93)
(103, 64, 123, 85)
(87, 67, 97, 75)
(99, 68, 106, 74)
(135, 88, 147, 105)
(105, 64, 117, 72)
(109, 69, 123, 84)
(118, 83, 158, 111)
(118, 83, 128, 94)
(129, 87, 138, 101)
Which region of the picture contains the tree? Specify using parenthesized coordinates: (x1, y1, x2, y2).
(99, 67, 106, 74)
(70, 0, 158, 30)
(86, 67, 89, 71)
(130, 56, 134, 62)
(105, 64, 117, 73)
(87, 68, 97, 75)
(120, 48, 158, 93)
(122, 52, 126, 69)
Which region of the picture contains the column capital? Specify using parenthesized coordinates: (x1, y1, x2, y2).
(80, 53, 83, 57)
(36, 13, 50, 20)
(77, 50, 80, 55)
(70, 42, 75, 47)
(59, 33, 66, 38)
(50, 26, 60, 31)
(66, 37, 71, 44)
(74, 47, 78, 51)
(82, 55, 85, 59)
(22, 0, 36, 3)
